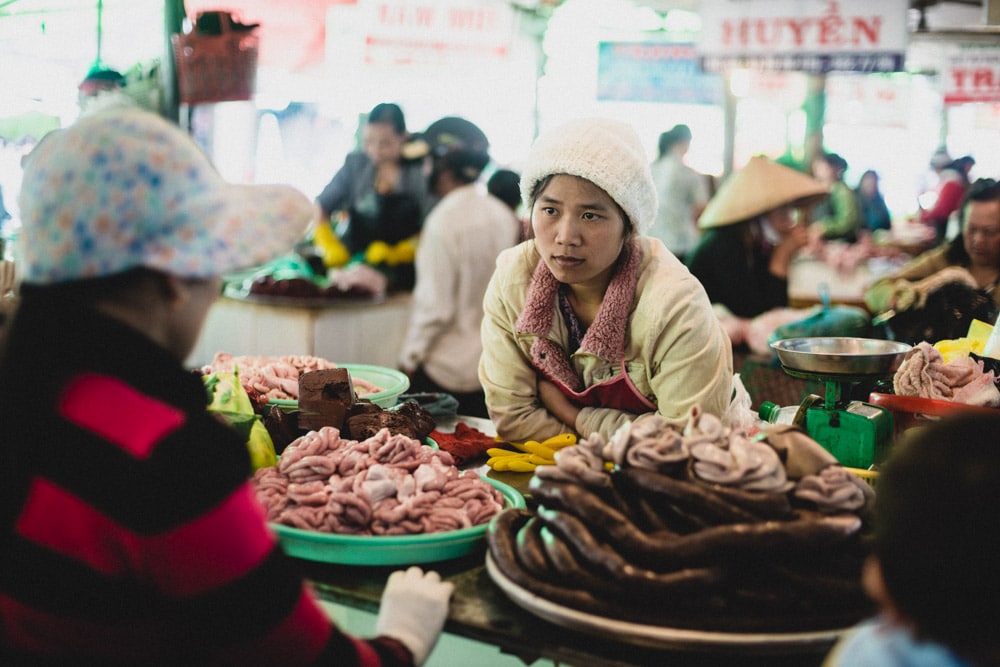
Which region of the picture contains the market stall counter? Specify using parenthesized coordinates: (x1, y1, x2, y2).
(294, 416, 837, 667)
(186, 290, 413, 369)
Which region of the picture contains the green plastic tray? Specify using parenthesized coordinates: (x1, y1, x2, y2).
(268, 363, 410, 409)
(271, 477, 524, 565)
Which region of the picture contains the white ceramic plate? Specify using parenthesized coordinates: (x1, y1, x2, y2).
(485, 554, 848, 651)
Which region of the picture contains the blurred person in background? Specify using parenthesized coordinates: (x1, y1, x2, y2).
(648, 123, 709, 263)
(809, 151, 861, 243)
(856, 169, 892, 234)
(687, 156, 828, 319)
(488, 168, 531, 241)
(865, 177, 1000, 323)
(76, 66, 134, 117)
(920, 155, 976, 246)
(398, 118, 521, 418)
(0, 108, 452, 666)
(316, 102, 432, 257)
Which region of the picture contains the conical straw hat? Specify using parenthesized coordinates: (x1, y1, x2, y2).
(698, 155, 830, 229)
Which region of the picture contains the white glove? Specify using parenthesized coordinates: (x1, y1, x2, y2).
(375, 567, 454, 666)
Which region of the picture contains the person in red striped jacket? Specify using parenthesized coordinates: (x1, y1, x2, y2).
(0, 108, 452, 666)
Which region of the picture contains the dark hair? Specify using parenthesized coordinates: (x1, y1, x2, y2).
(946, 177, 1000, 264)
(487, 169, 521, 211)
(819, 151, 848, 174)
(368, 103, 406, 135)
(874, 413, 1000, 663)
(657, 124, 692, 158)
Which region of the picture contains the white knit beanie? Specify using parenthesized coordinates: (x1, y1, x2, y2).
(520, 117, 657, 234)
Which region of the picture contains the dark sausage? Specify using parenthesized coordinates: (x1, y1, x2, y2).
(536, 507, 724, 596)
(618, 467, 762, 525)
(514, 516, 551, 578)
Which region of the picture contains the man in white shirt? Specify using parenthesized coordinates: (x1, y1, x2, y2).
(649, 124, 709, 262)
(398, 118, 521, 417)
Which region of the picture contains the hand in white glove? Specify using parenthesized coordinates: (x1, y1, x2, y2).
(375, 567, 453, 666)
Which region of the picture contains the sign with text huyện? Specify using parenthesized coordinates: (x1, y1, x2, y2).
(698, 0, 909, 74)
(944, 47, 1000, 105)
(597, 42, 724, 104)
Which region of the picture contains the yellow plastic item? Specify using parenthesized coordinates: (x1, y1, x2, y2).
(313, 221, 350, 267)
(387, 238, 417, 266)
(846, 466, 879, 490)
(365, 240, 391, 265)
(247, 417, 278, 471)
(485, 434, 578, 473)
(932, 319, 994, 363)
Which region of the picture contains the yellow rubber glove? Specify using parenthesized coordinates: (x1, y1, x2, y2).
(313, 221, 351, 268)
(389, 238, 417, 265)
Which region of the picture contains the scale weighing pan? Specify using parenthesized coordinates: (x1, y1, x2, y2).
(771, 337, 912, 377)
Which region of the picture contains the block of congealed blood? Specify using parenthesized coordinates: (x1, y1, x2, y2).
(297, 367, 355, 431)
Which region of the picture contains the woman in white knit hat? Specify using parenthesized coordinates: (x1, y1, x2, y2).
(478, 117, 734, 442)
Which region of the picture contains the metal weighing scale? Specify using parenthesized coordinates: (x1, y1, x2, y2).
(766, 337, 913, 469)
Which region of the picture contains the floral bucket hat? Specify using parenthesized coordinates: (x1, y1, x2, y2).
(18, 107, 316, 284)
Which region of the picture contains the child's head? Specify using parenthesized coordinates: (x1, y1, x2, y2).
(519, 117, 656, 237)
(18, 107, 314, 287)
(868, 412, 1000, 664)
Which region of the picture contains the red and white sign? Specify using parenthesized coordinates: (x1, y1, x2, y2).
(359, 0, 514, 65)
(698, 0, 909, 73)
(944, 47, 1000, 105)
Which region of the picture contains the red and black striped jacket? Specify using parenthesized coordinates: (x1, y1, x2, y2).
(0, 297, 411, 666)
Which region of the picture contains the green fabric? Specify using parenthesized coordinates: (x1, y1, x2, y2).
(815, 180, 861, 241)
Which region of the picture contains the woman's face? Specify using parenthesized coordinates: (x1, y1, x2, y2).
(763, 205, 796, 235)
(531, 174, 628, 292)
(860, 172, 878, 195)
(963, 199, 1000, 270)
(362, 122, 404, 166)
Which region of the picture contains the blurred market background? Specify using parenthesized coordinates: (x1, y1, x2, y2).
(1, 0, 997, 242)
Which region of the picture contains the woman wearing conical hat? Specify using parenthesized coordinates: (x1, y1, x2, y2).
(686, 156, 829, 319)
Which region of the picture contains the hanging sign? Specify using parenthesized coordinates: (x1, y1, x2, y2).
(597, 42, 724, 104)
(698, 0, 909, 74)
(944, 47, 1000, 105)
(358, 0, 514, 65)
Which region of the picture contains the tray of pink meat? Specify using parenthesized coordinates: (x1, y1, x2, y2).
(252, 426, 524, 565)
(201, 353, 408, 408)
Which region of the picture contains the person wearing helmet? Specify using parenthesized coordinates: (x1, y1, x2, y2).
(686, 156, 829, 319)
(398, 117, 521, 417)
(479, 117, 733, 442)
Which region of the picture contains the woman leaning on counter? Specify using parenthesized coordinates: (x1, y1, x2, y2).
(478, 117, 734, 443)
(865, 177, 1000, 316)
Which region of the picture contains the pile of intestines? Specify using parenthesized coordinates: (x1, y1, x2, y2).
(487, 408, 876, 633)
(254, 426, 503, 536)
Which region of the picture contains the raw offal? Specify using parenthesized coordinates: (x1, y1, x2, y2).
(253, 426, 503, 535)
(201, 352, 383, 400)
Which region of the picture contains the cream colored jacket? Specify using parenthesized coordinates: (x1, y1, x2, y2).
(479, 236, 733, 443)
